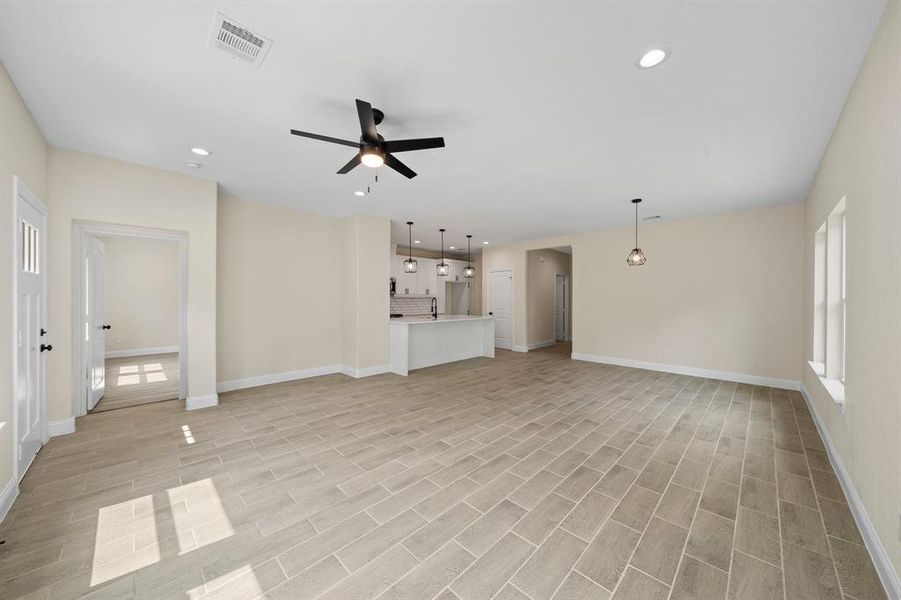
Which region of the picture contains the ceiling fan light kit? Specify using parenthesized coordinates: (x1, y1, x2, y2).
(290, 99, 445, 179)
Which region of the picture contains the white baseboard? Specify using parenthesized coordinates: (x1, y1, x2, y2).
(512, 345, 529, 353)
(410, 352, 485, 371)
(48, 417, 75, 437)
(799, 385, 900, 599)
(217, 365, 342, 393)
(528, 340, 557, 351)
(105, 346, 178, 359)
(571, 352, 801, 391)
(186, 393, 218, 411)
(0, 476, 18, 524)
(341, 364, 391, 379)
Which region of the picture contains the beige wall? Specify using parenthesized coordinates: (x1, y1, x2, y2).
(0, 63, 48, 491)
(342, 215, 390, 372)
(47, 148, 218, 417)
(526, 249, 571, 345)
(217, 194, 342, 383)
(100, 236, 179, 353)
(484, 203, 803, 383)
(802, 0, 901, 576)
(395, 246, 483, 314)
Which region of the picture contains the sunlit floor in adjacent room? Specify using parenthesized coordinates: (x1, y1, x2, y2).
(0, 346, 886, 599)
(92, 353, 179, 413)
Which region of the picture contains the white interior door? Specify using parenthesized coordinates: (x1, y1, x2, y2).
(488, 269, 513, 349)
(86, 236, 106, 410)
(15, 181, 48, 480)
(555, 274, 567, 341)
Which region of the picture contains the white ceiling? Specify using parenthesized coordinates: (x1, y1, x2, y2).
(0, 1, 885, 251)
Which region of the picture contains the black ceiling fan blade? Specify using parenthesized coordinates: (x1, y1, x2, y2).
(355, 99, 379, 144)
(384, 153, 417, 179)
(337, 153, 362, 174)
(290, 129, 360, 148)
(381, 137, 446, 153)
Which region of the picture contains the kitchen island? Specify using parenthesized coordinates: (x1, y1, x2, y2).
(389, 315, 494, 376)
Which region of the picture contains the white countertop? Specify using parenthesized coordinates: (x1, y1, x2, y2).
(390, 315, 494, 325)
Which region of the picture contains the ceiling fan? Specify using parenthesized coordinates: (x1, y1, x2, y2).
(290, 99, 445, 179)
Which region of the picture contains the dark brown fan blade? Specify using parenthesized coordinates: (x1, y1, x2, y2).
(290, 130, 360, 148)
(382, 137, 445, 153)
(355, 99, 379, 144)
(337, 153, 362, 174)
(384, 154, 417, 179)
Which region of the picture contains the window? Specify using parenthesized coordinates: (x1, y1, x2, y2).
(811, 196, 846, 406)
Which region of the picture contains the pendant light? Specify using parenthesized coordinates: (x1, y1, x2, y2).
(626, 198, 647, 266)
(463, 234, 475, 278)
(404, 222, 418, 273)
(437, 228, 449, 276)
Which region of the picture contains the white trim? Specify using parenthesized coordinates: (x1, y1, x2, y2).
(186, 394, 218, 411)
(528, 340, 557, 351)
(799, 385, 900, 599)
(512, 345, 529, 353)
(341, 364, 391, 379)
(0, 476, 18, 524)
(217, 365, 342, 393)
(105, 346, 179, 359)
(571, 352, 800, 391)
(73, 221, 189, 417)
(409, 352, 485, 371)
(48, 418, 76, 437)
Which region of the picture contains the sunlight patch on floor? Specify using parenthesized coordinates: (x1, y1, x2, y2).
(119, 365, 139, 374)
(117, 374, 141, 386)
(181, 424, 195, 444)
(166, 478, 234, 555)
(91, 495, 160, 586)
(187, 564, 263, 599)
(145, 371, 168, 383)
(143, 362, 163, 372)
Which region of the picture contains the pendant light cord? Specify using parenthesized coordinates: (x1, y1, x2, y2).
(635, 203, 638, 247)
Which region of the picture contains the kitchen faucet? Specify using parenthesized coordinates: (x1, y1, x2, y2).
(431, 297, 438, 320)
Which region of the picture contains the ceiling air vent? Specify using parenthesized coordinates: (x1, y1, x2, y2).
(208, 12, 272, 67)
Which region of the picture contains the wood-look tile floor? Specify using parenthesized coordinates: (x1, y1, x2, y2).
(0, 343, 887, 599)
(93, 353, 179, 412)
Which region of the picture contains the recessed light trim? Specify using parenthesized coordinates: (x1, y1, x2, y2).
(186, 161, 202, 169)
(354, 190, 365, 197)
(482, 241, 489, 245)
(637, 48, 669, 69)
(414, 240, 421, 244)
(190, 147, 211, 156)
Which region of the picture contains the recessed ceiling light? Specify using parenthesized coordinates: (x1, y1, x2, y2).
(186, 161, 202, 169)
(354, 190, 365, 197)
(190, 147, 211, 156)
(482, 241, 489, 245)
(637, 48, 669, 69)
(449, 246, 456, 250)
(414, 240, 421, 244)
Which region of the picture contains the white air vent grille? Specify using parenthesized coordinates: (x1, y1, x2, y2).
(208, 12, 272, 67)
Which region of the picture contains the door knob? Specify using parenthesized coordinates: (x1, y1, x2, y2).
(102, 324, 111, 330)
(40, 344, 52, 352)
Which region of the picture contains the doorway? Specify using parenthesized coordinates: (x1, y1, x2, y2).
(555, 273, 570, 342)
(488, 268, 513, 349)
(13, 177, 48, 482)
(73, 223, 187, 416)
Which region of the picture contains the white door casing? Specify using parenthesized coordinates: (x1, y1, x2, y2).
(488, 269, 513, 350)
(14, 178, 48, 481)
(86, 236, 106, 410)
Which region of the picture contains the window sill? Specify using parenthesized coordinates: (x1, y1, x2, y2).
(808, 361, 845, 413)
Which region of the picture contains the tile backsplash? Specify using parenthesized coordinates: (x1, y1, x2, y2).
(390, 295, 434, 316)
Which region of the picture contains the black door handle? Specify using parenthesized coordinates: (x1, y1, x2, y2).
(488, 311, 493, 315)
(40, 344, 52, 352)
(102, 324, 111, 330)
(40, 328, 47, 336)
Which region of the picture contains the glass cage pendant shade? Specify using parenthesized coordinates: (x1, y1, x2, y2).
(626, 248, 646, 266)
(463, 265, 475, 278)
(437, 261, 449, 276)
(463, 234, 475, 278)
(404, 258, 418, 273)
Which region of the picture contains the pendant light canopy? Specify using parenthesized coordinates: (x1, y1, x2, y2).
(463, 234, 476, 278)
(437, 228, 449, 276)
(626, 198, 647, 266)
(404, 222, 418, 273)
